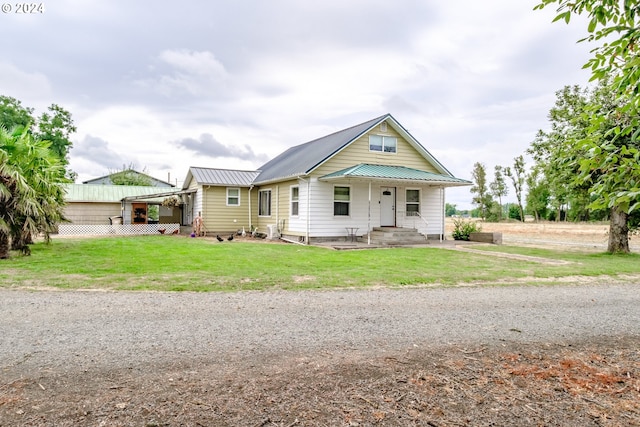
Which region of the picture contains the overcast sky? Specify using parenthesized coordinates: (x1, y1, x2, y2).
(1, 0, 594, 209)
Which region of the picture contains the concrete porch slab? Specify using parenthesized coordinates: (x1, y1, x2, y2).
(312, 239, 460, 250)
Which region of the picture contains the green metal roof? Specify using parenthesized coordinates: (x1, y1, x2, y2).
(63, 184, 181, 203)
(319, 164, 472, 186)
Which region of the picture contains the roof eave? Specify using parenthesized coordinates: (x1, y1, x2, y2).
(252, 173, 309, 186)
(199, 183, 254, 187)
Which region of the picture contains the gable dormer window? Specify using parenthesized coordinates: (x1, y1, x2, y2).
(369, 135, 397, 153)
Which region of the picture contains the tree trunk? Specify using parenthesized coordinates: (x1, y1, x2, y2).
(0, 231, 10, 259)
(608, 206, 629, 254)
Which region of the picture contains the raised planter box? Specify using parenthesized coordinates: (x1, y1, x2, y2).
(469, 232, 502, 244)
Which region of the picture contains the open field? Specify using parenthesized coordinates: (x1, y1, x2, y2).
(446, 219, 640, 252)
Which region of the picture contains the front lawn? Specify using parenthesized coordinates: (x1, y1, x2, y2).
(1, 236, 638, 291)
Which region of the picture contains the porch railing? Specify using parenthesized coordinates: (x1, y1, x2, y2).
(406, 211, 429, 234)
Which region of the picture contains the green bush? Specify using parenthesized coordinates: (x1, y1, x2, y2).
(508, 205, 522, 221)
(451, 218, 481, 241)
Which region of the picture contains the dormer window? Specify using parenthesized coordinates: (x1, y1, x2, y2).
(369, 135, 397, 153)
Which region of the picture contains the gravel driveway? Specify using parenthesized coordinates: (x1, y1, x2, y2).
(3, 284, 639, 374)
(2, 284, 640, 426)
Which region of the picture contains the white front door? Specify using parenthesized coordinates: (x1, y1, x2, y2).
(380, 187, 395, 226)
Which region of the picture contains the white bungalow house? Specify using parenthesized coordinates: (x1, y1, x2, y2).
(182, 114, 471, 244)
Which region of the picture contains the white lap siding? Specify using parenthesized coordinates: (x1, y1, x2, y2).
(396, 186, 444, 236)
(286, 178, 308, 235)
(299, 179, 444, 238)
(305, 179, 369, 237)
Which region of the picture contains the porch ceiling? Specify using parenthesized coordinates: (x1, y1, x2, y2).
(318, 163, 472, 187)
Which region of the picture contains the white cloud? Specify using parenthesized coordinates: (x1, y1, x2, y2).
(173, 133, 269, 163)
(2, 0, 599, 205)
(0, 62, 52, 109)
(72, 135, 126, 170)
(135, 50, 230, 98)
(159, 50, 227, 77)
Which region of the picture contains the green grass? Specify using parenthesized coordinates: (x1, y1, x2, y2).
(0, 236, 638, 291)
(469, 244, 640, 277)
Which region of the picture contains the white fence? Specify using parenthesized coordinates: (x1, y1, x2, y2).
(58, 223, 181, 236)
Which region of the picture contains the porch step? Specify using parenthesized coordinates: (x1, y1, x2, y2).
(367, 227, 427, 245)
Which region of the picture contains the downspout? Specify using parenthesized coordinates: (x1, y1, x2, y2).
(440, 187, 445, 243)
(248, 185, 253, 231)
(297, 176, 310, 245)
(367, 181, 371, 245)
(276, 185, 279, 234)
(202, 185, 207, 230)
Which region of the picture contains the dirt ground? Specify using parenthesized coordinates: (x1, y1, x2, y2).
(2, 338, 639, 427)
(2, 222, 639, 426)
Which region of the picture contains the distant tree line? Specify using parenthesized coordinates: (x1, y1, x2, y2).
(467, 0, 640, 253)
(468, 79, 639, 253)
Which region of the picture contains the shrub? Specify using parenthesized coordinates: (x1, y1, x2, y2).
(451, 218, 481, 241)
(508, 205, 522, 221)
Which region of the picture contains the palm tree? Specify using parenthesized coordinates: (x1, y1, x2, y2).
(0, 126, 66, 258)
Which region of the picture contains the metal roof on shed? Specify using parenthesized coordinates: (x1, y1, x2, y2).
(183, 167, 260, 189)
(63, 184, 178, 202)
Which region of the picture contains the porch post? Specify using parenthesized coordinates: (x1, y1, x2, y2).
(440, 187, 444, 242)
(306, 178, 310, 244)
(367, 181, 371, 245)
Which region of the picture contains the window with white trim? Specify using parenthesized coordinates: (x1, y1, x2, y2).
(290, 186, 299, 216)
(259, 190, 271, 216)
(369, 135, 397, 153)
(227, 187, 240, 206)
(406, 189, 420, 216)
(333, 186, 350, 216)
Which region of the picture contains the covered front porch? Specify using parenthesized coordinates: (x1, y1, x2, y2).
(317, 163, 471, 245)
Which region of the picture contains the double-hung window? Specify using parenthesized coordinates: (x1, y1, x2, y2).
(333, 186, 350, 216)
(259, 190, 271, 216)
(227, 188, 240, 206)
(369, 135, 397, 153)
(406, 189, 420, 216)
(290, 186, 299, 216)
